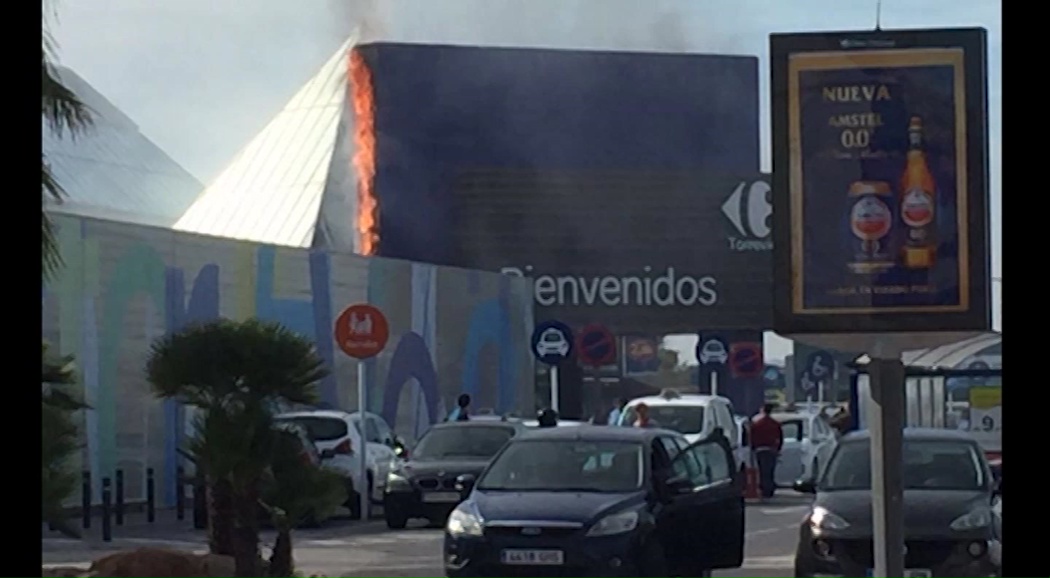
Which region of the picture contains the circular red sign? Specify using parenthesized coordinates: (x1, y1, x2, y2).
(576, 323, 617, 366)
(729, 342, 764, 379)
(334, 304, 390, 359)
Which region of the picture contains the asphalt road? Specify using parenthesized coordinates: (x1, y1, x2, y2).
(43, 494, 812, 577)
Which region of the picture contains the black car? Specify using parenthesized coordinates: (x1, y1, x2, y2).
(444, 426, 744, 577)
(384, 419, 526, 529)
(792, 428, 1000, 577)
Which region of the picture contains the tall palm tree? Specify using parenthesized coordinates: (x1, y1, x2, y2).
(42, 0, 93, 281)
(147, 318, 327, 577)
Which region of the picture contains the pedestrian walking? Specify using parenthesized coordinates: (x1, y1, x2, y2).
(607, 398, 626, 426)
(446, 393, 471, 422)
(750, 403, 783, 499)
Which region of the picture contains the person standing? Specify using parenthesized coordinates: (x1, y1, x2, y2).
(446, 393, 471, 422)
(750, 404, 783, 499)
(607, 398, 627, 426)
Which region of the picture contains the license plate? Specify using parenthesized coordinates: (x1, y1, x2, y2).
(500, 549, 565, 566)
(421, 491, 461, 503)
(867, 570, 931, 578)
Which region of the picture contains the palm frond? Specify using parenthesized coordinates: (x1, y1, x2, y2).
(42, 207, 63, 283)
(41, 48, 93, 138)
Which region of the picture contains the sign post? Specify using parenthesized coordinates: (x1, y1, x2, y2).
(577, 324, 617, 418)
(334, 303, 390, 522)
(771, 28, 991, 578)
(696, 334, 729, 396)
(530, 321, 575, 413)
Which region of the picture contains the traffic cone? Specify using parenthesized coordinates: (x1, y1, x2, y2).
(743, 454, 761, 501)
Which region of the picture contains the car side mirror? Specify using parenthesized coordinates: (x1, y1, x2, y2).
(455, 474, 476, 498)
(319, 449, 336, 460)
(793, 478, 817, 494)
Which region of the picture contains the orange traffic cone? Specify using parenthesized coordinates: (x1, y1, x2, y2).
(743, 456, 761, 501)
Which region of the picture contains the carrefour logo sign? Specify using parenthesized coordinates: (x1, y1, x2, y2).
(722, 180, 772, 252)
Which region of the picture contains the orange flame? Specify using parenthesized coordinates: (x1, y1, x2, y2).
(349, 49, 379, 256)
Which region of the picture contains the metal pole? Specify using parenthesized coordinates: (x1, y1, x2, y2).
(867, 357, 905, 578)
(357, 363, 369, 521)
(550, 365, 560, 413)
(710, 371, 719, 397)
(818, 379, 825, 404)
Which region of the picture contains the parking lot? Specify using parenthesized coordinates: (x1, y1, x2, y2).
(42, 494, 812, 576)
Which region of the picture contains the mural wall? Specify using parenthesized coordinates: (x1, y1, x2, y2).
(42, 215, 535, 506)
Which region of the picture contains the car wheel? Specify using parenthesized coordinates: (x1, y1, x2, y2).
(385, 507, 408, 529)
(635, 539, 668, 577)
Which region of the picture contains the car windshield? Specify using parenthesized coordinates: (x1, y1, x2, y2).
(478, 439, 644, 492)
(621, 405, 704, 434)
(821, 439, 985, 491)
(411, 426, 515, 460)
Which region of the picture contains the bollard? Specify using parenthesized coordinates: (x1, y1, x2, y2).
(115, 469, 125, 526)
(101, 477, 112, 543)
(146, 468, 156, 523)
(192, 476, 208, 530)
(81, 471, 92, 529)
(175, 466, 185, 521)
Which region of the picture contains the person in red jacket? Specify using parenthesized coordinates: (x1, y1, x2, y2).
(750, 404, 784, 499)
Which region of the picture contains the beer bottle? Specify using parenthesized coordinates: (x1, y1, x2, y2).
(899, 116, 937, 269)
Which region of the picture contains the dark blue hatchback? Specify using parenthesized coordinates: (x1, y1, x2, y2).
(443, 426, 744, 577)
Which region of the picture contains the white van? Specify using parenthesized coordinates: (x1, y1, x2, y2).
(617, 390, 746, 471)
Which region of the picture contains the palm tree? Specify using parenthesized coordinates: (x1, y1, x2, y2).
(42, 343, 88, 538)
(146, 319, 327, 577)
(43, 1, 93, 281)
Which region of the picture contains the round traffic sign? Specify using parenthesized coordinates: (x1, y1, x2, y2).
(531, 320, 574, 366)
(577, 323, 616, 366)
(729, 342, 763, 379)
(334, 304, 390, 359)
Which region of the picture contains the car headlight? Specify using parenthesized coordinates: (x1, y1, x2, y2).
(386, 470, 410, 489)
(447, 503, 484, 537)
(950, 509, 992, 530)
(586, 511, 639, 537)
(809, 506, 850, 531)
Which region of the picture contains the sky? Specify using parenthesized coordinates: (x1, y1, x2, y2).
(51, 0, 1001, 364)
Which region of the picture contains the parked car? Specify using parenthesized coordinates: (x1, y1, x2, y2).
(772, 411, 837, 488)
(275, 409, 400, 519)
(444, 425, 744, 577)
(384, 419, 526, 529)
(617, 390, 746, 471)
(792, 428, 998, 577)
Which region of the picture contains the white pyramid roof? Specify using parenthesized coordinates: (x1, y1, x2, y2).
(174, 39, 354, 248)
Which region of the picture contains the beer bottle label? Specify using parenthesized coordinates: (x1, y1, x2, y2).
(901, 188, 934, 228)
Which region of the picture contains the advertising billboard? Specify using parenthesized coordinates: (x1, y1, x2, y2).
(770, 28, 991, 335)
(353, 43, 768, 334)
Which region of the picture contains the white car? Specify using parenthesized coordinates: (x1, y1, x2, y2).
(698, 339, 728, 364)
(275, 410, 400, 519)
(618, 390, 746, 471)
(772, 412, 838, 487)
(536, 328, 570, 357)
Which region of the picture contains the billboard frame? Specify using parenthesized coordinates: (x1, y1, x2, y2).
(770, 27, 991, 335)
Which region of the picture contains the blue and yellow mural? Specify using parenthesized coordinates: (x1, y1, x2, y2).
(42, 215, 535, 507)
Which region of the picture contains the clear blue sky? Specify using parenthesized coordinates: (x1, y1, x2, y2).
(53, 0, 1001, 362)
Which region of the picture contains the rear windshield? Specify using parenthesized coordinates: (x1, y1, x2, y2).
(276, 416, 347, 442)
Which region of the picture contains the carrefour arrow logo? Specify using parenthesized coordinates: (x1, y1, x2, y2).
(722, 180, 773, 252)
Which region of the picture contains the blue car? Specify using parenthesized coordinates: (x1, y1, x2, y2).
(444, 426, 744, 577)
